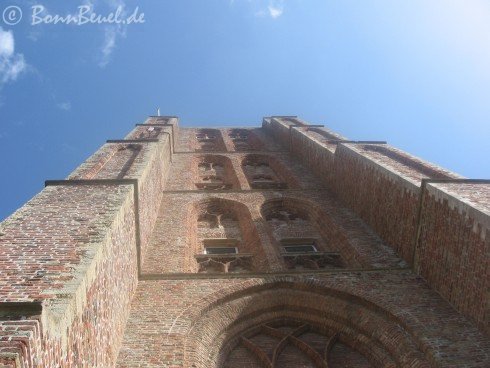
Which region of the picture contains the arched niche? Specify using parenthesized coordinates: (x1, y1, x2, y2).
(188, 198, 267, 273)
(195, 129, 226, 152)
(181, 281, 432, 368)
(194, 155, 240, 190)
(261, 197, 367, 270)
(228, 129, 264, 151)
(242, 154, 299, 189)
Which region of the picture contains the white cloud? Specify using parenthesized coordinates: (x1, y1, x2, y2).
(245, 1, 284, 19)
(100, 27, 117, 67)
(0, 30, 14, 57)
(99, 24, 126, 68)
(57, 102, 72, 111)
(98, 0, 128, 68)
(268, 4, 283, 18)
(0, 27, 27, 85)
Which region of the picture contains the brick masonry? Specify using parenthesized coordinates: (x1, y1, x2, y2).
(0, 115, 488, 367)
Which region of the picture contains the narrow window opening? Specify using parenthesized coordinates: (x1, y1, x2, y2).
(204, 247, 238, 255)
(281, 238, 318, 254)
(283, 245, 317, 253)
(202, 238, 239, 254)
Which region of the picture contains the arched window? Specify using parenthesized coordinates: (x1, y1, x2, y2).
(190, 198, 264, 273)
(195, 155, 239, 190)
(242, 155, 294, 189)
(229, 129, 263, 151)
(195, 129, 226, 152)
(261, 198, 343, 270)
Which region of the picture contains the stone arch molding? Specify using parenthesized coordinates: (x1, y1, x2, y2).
(181, 279, 432, 368)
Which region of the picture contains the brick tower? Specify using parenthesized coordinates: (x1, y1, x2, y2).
(0, 116, 488, 367)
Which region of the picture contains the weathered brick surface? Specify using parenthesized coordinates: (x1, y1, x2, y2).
(176, 127, 281, 153)
(416, 182, 490, 333)
(262, 117, 294, 148)
(140, 190, 404, 275)
(165, 151, 322, 191)
(262, 118, 488, 336)
(332, 144, 425, 264)
(116, 273, 489, 368)
(287, 126, 348, 186)
(0, 319, 41, 368)
(0, 185, 133, 301)
(0, 183, 137, 367)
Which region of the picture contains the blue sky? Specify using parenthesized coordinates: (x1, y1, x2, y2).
(0, 0, 489, 220)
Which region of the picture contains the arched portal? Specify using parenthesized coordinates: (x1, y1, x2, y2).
(182, 280, 431, 368)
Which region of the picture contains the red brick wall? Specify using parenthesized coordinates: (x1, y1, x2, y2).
(140, 190, 405, 275)
(332, 144, 423, 264)
(265, 119, 489, 334)
(290, 127, 339, 186)
(416, 182, 490, 333)
(164, 151, 323, 191)
(263, 117, 292, 148)
(0, 183, 138, 367)
(116, 273, 490, 367)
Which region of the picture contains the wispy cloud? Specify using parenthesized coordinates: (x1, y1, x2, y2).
(99, 23, 127, 68)
(57, 102, 72, 111)
(241, 0, 284, 19)
(0, 27, 27, 86)
(74, 0, 119, 67)
(98, 0, 128, 68)
(27, 0, 129, 68)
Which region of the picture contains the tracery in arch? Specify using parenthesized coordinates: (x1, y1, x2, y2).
(195, 129, 226, 152)
(223, 319, 372, 367)
(242, 154, 296, 189)
(195, 155, 239, 190)
(261, 198, 343, 270)
(189, 198, 265, 273)
(229, 129, 264, 151)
